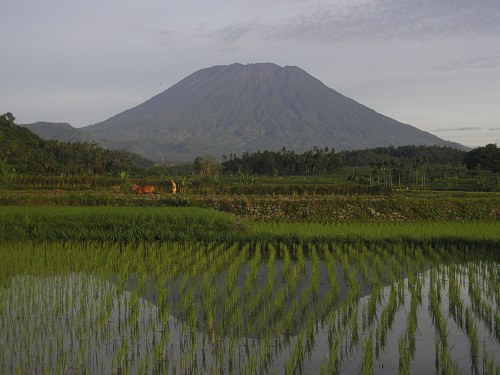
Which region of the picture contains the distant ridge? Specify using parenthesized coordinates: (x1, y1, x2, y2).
(20, 122, 96, 143)
(76, 63, 463, 162)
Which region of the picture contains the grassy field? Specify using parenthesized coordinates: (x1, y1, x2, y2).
(0, 206, 239, 242)
(0, 206, 498, 247)
(1, 187, 499, 224)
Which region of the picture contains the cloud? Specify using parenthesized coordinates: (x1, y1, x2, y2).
(211, 23, 257, 43)
(263, 0, 500, 43)
(128, 0, 500, 48)
(434, 127, 500, 133)
(127, 23, 189, 44)
(433, 127, 484, 132)
(433, 56, 500, 72)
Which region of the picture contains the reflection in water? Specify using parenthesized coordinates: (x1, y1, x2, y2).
(0, 243, 499, 374)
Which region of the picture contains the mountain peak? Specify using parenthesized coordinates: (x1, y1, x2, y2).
(84, 63, 459, 162)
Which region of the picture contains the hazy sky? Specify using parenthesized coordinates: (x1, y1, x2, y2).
(2, 0, 499, 148)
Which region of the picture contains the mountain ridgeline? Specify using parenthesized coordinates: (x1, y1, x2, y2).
(20, 122, 95, 143)
(81, 63, 461, 162)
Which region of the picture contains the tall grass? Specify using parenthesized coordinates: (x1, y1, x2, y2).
(0, 206, 242, 242)
(1, 206, 499, 247)
(250, 220, 500, 245)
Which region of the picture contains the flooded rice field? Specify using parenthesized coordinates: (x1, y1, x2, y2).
(0, 241, 499, 374)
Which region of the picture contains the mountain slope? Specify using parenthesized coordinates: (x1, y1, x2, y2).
(20, 122, 96, 143)
(84, 63, 461, 162)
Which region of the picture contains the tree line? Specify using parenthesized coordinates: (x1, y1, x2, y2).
(219, 145, 482, 176)
(3, 111, 498, 180)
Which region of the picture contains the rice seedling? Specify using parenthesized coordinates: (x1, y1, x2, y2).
(361, 332, 373, 375)
(465, 306, 479, 371)
(310, 247, 320, 301)
(483, 349, 500, 375)
(1, 233, 499, 374)
(429, 270, 449, 349)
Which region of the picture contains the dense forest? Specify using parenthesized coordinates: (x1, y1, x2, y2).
(463, 143, 500, 173)
(0, 113, 153, 177)
(220, 145, 471, 176)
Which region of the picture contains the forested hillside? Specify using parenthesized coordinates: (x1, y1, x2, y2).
(0, 113, 153, 177)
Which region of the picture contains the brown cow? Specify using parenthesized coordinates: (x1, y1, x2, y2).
(131, 184, 157, 194)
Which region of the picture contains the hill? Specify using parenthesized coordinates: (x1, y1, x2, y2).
(0, 113, 153, 176)
(84, 63, 462, 162)
(19, 122, 96, 143)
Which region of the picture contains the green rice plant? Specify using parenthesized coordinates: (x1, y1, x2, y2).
(349, 305, 360, 350)
(399, 333, 410, 375)
(310, 247, 320, 301)
(483, 350, 500, 375)
(464, 307, 479, 370)
(324, 246, 339, 304)
(281, 244, 292, 283)
(467, 262, 499, 343)
(321, 331, 341, 375)
(244, 243, 262, 295)
(249, 220, 500, 245)
(429, 271, 448, 350)
(265, 244, 277, 295)
(361, 332, 374, 375)
(438, 342, 462, 375)
(297, 243, 306, 275)
(0, 206, 242, 242)
(1, 238, 498, 374)
(285, 332, 305, 375)
(447, 265, 464, 330)
(377, 283, 399, 353)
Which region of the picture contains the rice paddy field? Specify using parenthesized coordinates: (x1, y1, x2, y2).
(0, 206, 499, 374)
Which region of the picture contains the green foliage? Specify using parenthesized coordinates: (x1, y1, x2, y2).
(0, 240, 498, 373)
(221, 145, 465, 176)
(0, 112, 153, 176)
(193, 155, 222, 176)
(0, 206, 240, 242)
(0, 207, 498, 246)
(222, 146, 341, 175)
(249, 220, 500, 245)
(464, 144, 500, 173)
(338, 144, 466, 167)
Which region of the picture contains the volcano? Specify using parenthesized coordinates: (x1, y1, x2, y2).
(84, 63, 459, 162)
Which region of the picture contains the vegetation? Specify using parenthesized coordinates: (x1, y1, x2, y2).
(464, 143, 500, 173)
(1, 240, 498, 374)
(0, 206, 242, 242)
(2, 112, 499, 192)
(0, 207, 498, 248)
(0, 113, 153, 178)
(0, 190, 498, 223)
(221, 145, 466, 176)
(218, 144, 498, 191)
(1, 111, 499, 373)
